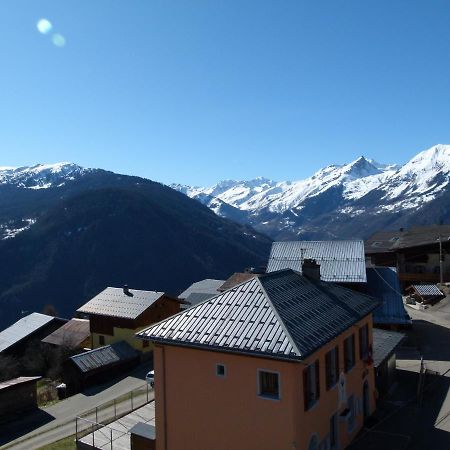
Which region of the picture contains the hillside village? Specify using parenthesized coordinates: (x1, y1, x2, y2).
(1, 225, 450, 449)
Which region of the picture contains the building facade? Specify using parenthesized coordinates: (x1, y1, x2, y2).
(366, 226, 450, 288)
(138, 269, 380, 450)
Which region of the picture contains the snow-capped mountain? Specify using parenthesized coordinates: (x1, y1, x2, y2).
(0, 162, 89, 189)
(173, 144, 450, 239)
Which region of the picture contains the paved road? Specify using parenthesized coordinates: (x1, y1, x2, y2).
(0, 363, 153, 450)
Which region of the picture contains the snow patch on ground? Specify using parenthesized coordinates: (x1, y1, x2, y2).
(1, 218, 36, 239)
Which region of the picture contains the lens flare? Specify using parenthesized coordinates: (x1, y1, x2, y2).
(36, 18, 52, 34)
(52, 33, 66, 47)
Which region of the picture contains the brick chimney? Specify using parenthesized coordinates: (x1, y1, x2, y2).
(302, 259, 321, 280)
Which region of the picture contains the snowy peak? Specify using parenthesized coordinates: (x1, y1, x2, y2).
(173, 145, 450, 227)
(0, 162, 89, 189)
(341, 156, 382, 178)
(402, 144, 450, 172)
(173, 154, 398, 214)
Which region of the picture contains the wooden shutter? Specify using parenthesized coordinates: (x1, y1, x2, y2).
(335, 346, 340, 380)
(351, 335, 355, 366)
(303, 368, 309, 410)
(325, 351, 331, 389)
(315, 360, 320, 400)
(359, 327, 363, 359)
(344, 338, 349, 372)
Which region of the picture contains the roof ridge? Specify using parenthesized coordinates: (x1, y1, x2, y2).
(255, 275, 302, 357)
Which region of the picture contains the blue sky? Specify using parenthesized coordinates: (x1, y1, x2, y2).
(1, 1, 450, 185)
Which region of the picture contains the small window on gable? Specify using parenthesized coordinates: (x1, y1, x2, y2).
(258, 370, 280, 400)
(216, 364, 226, 377)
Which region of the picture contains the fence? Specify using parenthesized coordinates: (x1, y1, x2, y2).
(75, 383, 152, 447)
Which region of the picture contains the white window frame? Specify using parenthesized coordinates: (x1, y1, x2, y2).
(257, 369, 281, 401)
(215, 363, 226, 378)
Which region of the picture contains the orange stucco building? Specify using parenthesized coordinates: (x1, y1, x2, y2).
(138, 267, 380, 450)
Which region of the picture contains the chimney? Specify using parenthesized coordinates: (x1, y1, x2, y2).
(123, 284, 130, 296)
(302, 259, 321, 280)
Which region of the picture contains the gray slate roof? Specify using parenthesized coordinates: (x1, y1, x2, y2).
(179, 279, 224, 299)
(0, 313, 63, 353)
(267, 240, 367, 283)
(372, 328, 404, 368)
(70, 341, 138, 373)
(77, 287, 165, 320)
(137, 269, 379, 361)
(366, 268, 411, 326)
(411, 284, 444, 297)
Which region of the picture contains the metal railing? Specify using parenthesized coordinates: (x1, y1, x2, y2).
(75, 383, 152, 447)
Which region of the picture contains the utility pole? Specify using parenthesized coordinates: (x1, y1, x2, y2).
(439, 234, 444, 284)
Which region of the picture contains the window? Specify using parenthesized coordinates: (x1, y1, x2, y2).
(98, 335, 105, 346)
(344, 335, 355, 372)
(258, 370, 280, 399)
(325, 346, 339, 390)
(216, 364, 226, 377)
(359, 325, 369, 360)
(303, 360, 320, 410)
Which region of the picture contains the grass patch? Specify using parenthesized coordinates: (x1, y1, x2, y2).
(38, 435, 76, 449)
(36, 378, 60, 407)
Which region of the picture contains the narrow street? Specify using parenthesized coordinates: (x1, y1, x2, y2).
(0, 364, 152, 450)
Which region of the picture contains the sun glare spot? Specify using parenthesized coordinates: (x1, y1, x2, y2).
(36, 18, 52, 35)
(52, 33, 66, 48)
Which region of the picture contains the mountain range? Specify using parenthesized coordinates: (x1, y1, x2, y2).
(0, 165, 271, 328)
(173, 144, 450, 240)
(2, 143, 450, 328)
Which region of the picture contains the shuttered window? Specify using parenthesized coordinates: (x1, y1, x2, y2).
(359, 324, 369, 360)
(344, 334, 355, 372)
(303, 360, 320, 411)
(325, 346, 339, 390)
(258, 370, 280, 399)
